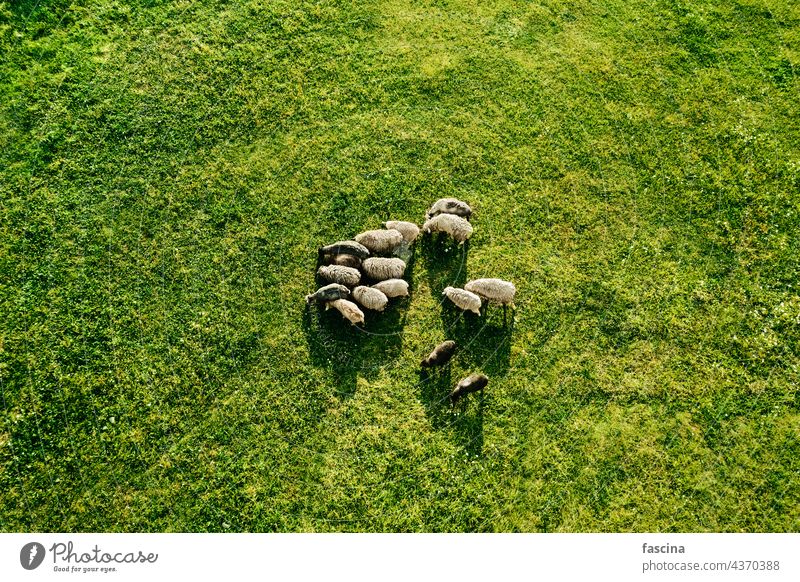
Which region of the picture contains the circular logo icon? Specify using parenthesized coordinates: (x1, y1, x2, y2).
(20, 542, 46, 570)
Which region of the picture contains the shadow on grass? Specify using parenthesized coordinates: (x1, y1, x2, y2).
(302, 301, 406, 399)
(451, 393, 485, 456)
(421, 234, 468, 297)
(418, 365, 452, 426)
(393, 241, 417, 292)
(454, 307, 514, 379)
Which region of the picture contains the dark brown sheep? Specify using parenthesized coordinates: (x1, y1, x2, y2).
(420, 340, 456, 368)
(330, 254, 362, 269)
(318, 240, 370, 260)
(449, 373, 488, 406)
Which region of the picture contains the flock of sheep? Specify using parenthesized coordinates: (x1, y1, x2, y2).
(306, 197, 516, 406)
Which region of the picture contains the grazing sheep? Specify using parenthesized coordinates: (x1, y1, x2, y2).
(464, 278, 516, 306)
(450, 373, 489, 406)
(362, 257, 406, 281)
(305, 283, 350, 304)
(442, 287, 482, 315)
(422, 213, 473, 244)
(325, 299, 365, 326)
(426, 197, 472, 220)
(372, 278, 409, 298)
(355, 229, 404, 254)
(420, 340, 456, 368)
(352, 286, 389, 312)
(330, 254, 362, 269)
(382, 220, 420, 243)
(318, 240, 370, 260)
(317, 265, 361, 287)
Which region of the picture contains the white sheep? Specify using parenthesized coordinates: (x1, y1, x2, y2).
(362, 257, 406, 281)
(372, 278, 409, 298)
(317, 264, 361, 287)
(352, 286, 389, 312)
(354, 229, 404, 254)
(464, 278, 516, 306)
(325, 299, 365, 325)
(382, 220, 420, 243)
(422, 213, 473, 244)
(442, 287, 482, 315)
(426, 197, 472, 220)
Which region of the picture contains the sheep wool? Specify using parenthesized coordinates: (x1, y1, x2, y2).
(426, 197, 472, 220)
(305, 283, 350, 304)
(382, 221, 420, 243)
(362, 257, 406, 281)
(422, 213, 473, 244)
(330, 254, 362, 269)
(442, 287, 482, 315)
(372, 278, 409, 298)
(420, 340, 456, 368)
(464, 278, 516, 306)
(318, 240, 370, 260)
(317, 264, 361, 287)
(354, 229, 404, 254)
(450, 373, 489, 405)
(352, 286, 389, 312)
(325, 299, 365, 326)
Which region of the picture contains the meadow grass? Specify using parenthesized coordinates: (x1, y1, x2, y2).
(1, 0, 798, 531)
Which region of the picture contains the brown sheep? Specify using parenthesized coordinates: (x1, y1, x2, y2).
(450, 373, 488, 406)
(420, 340, 456, 368)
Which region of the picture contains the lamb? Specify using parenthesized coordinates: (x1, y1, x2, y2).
(422, 213, 473, 244)
(361, 257, 406, 281)
(420, 340, 456, 368)
(325, 299, 365, 326)
(352, 286, 389, 312)
(317, 265, 361, 287)
(450, 373, 489, 406)
(354, 229, 404, 254)
(464, 278, 516, 306)
(442, 287, 482, 315)
(318, 240, 370, 260)
(330, 254, 362, 269)
(382, 220, 420, 243)
(305, 283, 350, 304)
(425, 197, 472, 220)
(372, 278, 409, 298)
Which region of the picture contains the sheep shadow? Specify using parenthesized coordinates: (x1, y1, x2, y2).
(450, 392, 485, 457)
(417, 365, 452, 427)
(421, 235, 468, 298)
(302, 301, 405, 399)
(393, 240, 417, 287)
(451, 307, 514, 378)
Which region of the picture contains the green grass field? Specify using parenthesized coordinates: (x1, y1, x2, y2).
(1, 0, 798, 532)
